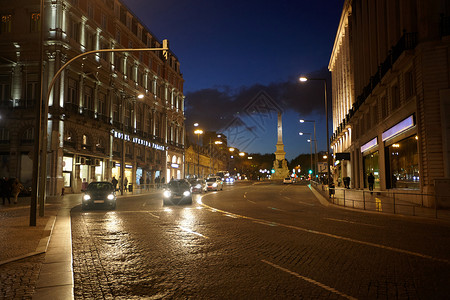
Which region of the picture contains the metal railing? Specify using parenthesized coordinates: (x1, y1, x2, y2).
(310, 181, 450, 220)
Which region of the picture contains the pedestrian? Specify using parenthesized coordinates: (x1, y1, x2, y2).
(343, 176, 350, 189)
(81, 178, 88, 191)
(112, 176, 118, 191)
(1, 177, 11, 205)
(124, 177, 128, 192)
(146, 177, 150, 190)
(155, 176, 160, 189)
(368, 173, 375, 195)
(161, 177, 165, 187)
(11, 178, 23, 204)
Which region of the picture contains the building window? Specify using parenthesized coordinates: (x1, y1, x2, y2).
(386, 135, 419, 189)
(404, 71, 415, 100)
(391, 85, 400, 111)
(67, 78, 78, 105)
(69, 19, 80, 42)
(0, 81, 10, 104)
(113, 96, 119, 122)
(115, 28, 121, 44)
(85, 31, 95, 51)
(1, 15, 12, 34)
(136, 107, 142, 131)
(0, 128, 10, 143)
(30, 13, 41, 32)
(87, 2, 94, 19)
(101, 13, 107, 29)
(381, 96, 388, 120)
(83, 86, 93, 110)
(98, 93, 106, 116)
(22, 127, 34, 144)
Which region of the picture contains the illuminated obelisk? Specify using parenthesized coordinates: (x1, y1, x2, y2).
(272, 112, 289, 180)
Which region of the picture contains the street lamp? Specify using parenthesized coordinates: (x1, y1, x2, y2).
(210, 138, 223, 175)
(120, 92, 144, 195)
(299, 132, 314, 178)
(299, 119, 317, 179)
(194, 129, 203, 178)
(299, 76, 331, 184)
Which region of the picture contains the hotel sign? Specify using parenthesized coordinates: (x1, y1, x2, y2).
(113, 130, 165, 151)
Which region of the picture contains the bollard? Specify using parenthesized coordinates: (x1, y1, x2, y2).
(61, 187, 65, 196)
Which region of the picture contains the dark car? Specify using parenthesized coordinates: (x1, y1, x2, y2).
(163, 179, 192, 205)
(190, 179, 206, 193)
(82, 182, 117, 210)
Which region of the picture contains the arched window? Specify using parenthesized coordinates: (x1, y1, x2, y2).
(172, 155, 177, 164)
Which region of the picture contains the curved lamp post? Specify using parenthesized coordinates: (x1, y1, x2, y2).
(299, 76, 331, 184)
(194, 129, 203, 178)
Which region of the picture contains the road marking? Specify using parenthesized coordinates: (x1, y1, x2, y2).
(261, 260, 357, 300)
(253, 221, 277, 227)
(179, 226, 208, 239)
(324, 217, 383, 228)
(298, 200, 315, 206)
(198, 196, 450, 265)
(268, 206, 284, 212)
(147, 212, 160, 219)
(247, 200, 256, 204)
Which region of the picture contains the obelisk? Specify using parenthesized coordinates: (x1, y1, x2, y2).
(272, 112, 289, 179)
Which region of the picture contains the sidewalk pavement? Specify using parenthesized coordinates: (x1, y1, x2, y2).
(0, 187, 160, 299)
(310, 182, 450, 222)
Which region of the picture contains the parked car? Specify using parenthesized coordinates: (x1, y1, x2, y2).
(190, 179, 206, 193)
(82, 182, 116, 210)
(283, 177, 293, 184)
(205, 176, 223, 191)
(163, 179, 192, 205)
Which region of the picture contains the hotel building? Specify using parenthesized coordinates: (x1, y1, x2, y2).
(0, 0, 185, 195)
(329, 0, 450, 206)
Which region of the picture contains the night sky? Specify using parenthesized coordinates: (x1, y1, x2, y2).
(122, 0, 345, 160)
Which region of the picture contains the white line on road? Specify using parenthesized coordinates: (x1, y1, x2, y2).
(179, 226, 208, 238)
(268, 206, 284, 212)
(261, 260, 357, 300)
(247, 200, 256, 204)
(147, 212, 160, 219)
(324, 217, 383, 228)
(198, 196, 450, 265)
(298, 201, 315, 206)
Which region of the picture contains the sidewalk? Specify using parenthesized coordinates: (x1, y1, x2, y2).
(310, 182, 450, 221)
(0, 187, 160, 299)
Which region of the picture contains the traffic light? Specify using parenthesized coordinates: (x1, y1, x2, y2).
(162, 39, 169, 60)
(271, 169, 275, 174)
(308, 169, 312, 174)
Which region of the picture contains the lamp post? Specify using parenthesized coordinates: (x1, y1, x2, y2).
(300, 119, 318, 179)
(32, 40, 169, 225)
(194, 129, 203, 178)
(299, 132, 314, 178)
(299, 76, 331, 184)
(119, 93, 144, 195)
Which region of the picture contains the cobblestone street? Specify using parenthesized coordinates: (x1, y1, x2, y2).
(71, 183, 450, 299)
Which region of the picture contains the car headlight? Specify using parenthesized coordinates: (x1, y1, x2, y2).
(195, 184, 201, 189)
(212, 183, 217, 187)
(83, 194, 91, 201)
(163, 190, 172, 198)
(107, 194, 114, 200)
(183, 191, 191, 197)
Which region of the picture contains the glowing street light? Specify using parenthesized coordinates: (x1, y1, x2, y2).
(194, 129, 204, 178)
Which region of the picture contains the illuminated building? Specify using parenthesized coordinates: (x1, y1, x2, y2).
(0, 0, 184, 194)
(329, 0, 450, 206)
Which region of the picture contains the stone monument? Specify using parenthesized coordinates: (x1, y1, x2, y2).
(272, 112, 289, 180)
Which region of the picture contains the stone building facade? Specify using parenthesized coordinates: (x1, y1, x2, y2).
(329, 0, 450, 206)
(0, 0, 185, 195)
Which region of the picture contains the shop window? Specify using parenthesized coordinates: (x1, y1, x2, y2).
(387, 135, 419, 189)
(363, 151, 379, 189)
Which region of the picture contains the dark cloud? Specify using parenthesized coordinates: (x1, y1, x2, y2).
(185, 67, 331, 131)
